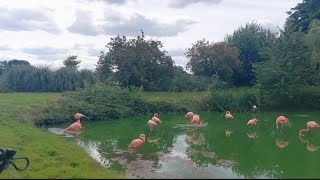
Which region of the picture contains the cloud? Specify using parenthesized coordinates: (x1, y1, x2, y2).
(0, 45, 11, 51)
(102, 13, 197, 37)
(0, 6, 60, 34)
(21, 46, 68, 61)
(67, 10, 101, 36)
(73, 43, 103, 56)
(257, 19, 280, 33)
(166, 48, 187, 57)
(102, 0, 129, 5)
(168, 0, 223, 8)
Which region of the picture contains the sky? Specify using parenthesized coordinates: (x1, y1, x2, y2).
(0, 0, 302, 70)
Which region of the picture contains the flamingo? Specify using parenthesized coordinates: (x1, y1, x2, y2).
(147, 119, 157, 132)
(185, 111, 195, 119)
(299, 121, 320, 136)
(276, 115, 290, 129)
(247, 118, 258, 126)
(153, 112, 159, 117)
(64, 119, 82, 134)
(128, 134, 146, 151)
(191, 114, 203, 126)
(151, 114, 162, 124)
(225, 111, 233, 119)
(252, 105, 257, 113)
(74, 112, 86, 120)
(64, 113, 86, 134)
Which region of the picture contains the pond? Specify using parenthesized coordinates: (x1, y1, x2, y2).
(54, 111, 320, 179)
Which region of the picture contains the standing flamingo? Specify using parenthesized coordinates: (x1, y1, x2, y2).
(147, 119, 157, 132)
(64, 113, 86, 134)
(276, 115, 290, 129)
(191, 114, 203, 126)
(247, 118, 258, 126)
(128, 134, 146, 152)
(185, 111, 195, 119)
(225, 111, 233, 119)
(74, 113, 86, 120)
(299, 121, 320, 136)
(152, 114, 162, 124)
(64, 119, 82, 134)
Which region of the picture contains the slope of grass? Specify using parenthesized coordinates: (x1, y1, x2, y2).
(0, 92, 123, 179)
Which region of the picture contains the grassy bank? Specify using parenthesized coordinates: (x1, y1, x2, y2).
(0, 92, 123, 179)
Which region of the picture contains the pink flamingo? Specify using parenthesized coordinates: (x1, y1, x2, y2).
(152, 114, 162, 124)
(64, 119, 82, 134)
(185, 111, 195, 119)
(276, 115, 290, 129)
(225, 111, 233, 119)
(147, 119, 157, 126)
(247, 118, 258, 126)
(64, 112, 86, 134)
(74, 112, 86, 120)
(299, 121, 320, 136)
(128, 134, 146, 151)
(191, 114, 203, 125)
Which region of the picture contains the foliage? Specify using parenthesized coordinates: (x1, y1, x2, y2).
(206, 87, 259, 112)
(225, 22, 278, 86)
(285, 0, 320, 33)
(63, 55, 81, 70)
(96, 31, 175, 91)
(36, 84, 188, 125)
(186, 39, 240, 85)
(253, 31, 312, 106)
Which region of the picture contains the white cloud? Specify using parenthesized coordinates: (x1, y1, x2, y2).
(0, 6, 60, 34)
(0, 0, 303, 70)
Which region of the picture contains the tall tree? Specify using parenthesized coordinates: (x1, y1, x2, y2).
(285, 0, 320, 33)
(96, 31, 175, 91)
(63, 55, 81, 70)
(225, 22, 278, 86)
(185, 39, 240, 85)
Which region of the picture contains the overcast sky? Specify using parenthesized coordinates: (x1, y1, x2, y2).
(0, 0, 302, 70)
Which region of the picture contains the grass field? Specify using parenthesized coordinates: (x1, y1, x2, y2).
(0, 92, 123, 179)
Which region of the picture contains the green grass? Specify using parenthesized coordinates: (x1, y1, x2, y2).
(137, 91, 211, 102)
(0, 92, 123, 179)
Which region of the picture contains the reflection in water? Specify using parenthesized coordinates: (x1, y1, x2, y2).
(72, 112, 320, 179)
(225, 129, 232, 137)
(247, 131, 259, 139)
(299, 135, 320, 152)
(275, 138, 289, 149)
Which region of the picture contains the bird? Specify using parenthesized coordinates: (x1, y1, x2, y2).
(276, 115, 290, 128)
(299, 121, 320, 136)
(225, 111, 233, 119)
(191, 114, 203, 126)
(147, 119, 157, 126)
(64, 113, 86, 134)
(247, 118, 258, 126)
(151, 114, 162, 124)
(153, 112, 159, 117)
(251, 105, 257, 113)
(128, 134, 146, 150)
(64, 119, 82, 134)
(74, 112, 86, 120)
(185, 111, 195, 119)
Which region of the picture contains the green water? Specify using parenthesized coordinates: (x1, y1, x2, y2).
(59, 111, 320, 179)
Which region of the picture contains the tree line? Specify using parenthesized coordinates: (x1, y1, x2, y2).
(0, 0, 319, 106)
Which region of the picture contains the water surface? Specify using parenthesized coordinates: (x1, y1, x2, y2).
(55, 111, 320, 178)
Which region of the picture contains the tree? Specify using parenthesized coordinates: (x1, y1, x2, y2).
(225, 22, 278, 86)
(96, 31, 175, 91)
(63, 55, 81, 70)
(285, 0, 320, 33)
(185, 39, 240, 85)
